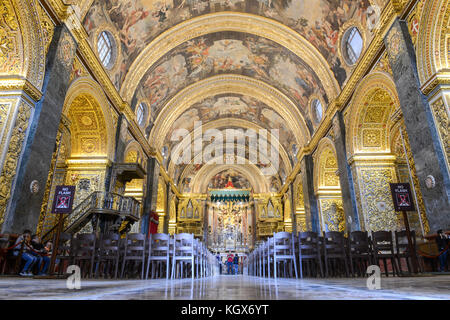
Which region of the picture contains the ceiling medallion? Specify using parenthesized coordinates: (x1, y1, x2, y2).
(425, 175, 436, 189)
(30, 180, 40, 194)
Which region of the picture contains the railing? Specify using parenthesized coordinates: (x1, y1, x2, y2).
(43, 191, 141, 241)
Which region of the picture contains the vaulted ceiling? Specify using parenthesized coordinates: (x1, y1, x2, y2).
(81, 0, 386, 192)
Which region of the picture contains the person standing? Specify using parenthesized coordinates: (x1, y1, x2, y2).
(226, 253, 234, 275)
(436, 229, 449, 272)
(233, 253, 239, 275)
(216, 254, 222, 275)
(148, 210, 159, 238)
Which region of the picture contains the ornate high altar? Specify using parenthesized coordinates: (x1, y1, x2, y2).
(207, 178, 253, 253)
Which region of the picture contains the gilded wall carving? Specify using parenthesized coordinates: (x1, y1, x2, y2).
(0, 101, 13, 164)
(37, 2, 54, 55)
(357, 167, 399, 232)
(0, 0, 22, 76)
(0, 101, 32, 227)
(319, 199, 345, 232)
(36, 129, 62, 236)
(430, 97, 449, 175)
(67, 94, 108, 156)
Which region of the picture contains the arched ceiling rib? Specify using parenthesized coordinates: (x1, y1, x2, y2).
(150, 74, 311, 149)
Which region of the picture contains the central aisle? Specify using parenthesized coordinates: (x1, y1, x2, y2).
(1, 275, 449, 300)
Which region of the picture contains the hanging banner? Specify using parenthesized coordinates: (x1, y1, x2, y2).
(389, 183, 415, 212)
(51, 185, 76, 214)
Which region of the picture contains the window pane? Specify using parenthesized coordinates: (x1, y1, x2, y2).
(97, 32, 113, 67)
(345, 27, 363, 64)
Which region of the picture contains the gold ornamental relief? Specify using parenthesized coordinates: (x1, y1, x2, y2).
(37, 3, 54, 55)
(320, 199, 345, 232)
(387, 27, 404, 60)
(363, 129, 382, 148)
(0, 101, 32, 226)
(358, 168, 399, 232)
(431, 98, 449, 172)
(0, 0, 22, 76)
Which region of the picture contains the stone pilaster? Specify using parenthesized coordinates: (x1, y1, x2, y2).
(2, 24, 77, 233)
(301, 155, 320, 233)
(289, 184, 297, 234)
(141, 157, 160, 235)
(385, 19, 450, 232)
(332, 111, 360, 231)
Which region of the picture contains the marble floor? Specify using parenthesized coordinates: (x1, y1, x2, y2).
(0, 275, 449, 300)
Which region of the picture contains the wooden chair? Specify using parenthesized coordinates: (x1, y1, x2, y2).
(146, 233, 170, 279)
(95, 233, 121, 279)
(395, 230, 420, 274)
(323, 231, 349, 277)
(297, 231, 323, 278)
(53, 232, 73, 275)
(372, 231, 401, 277)
(121, 233, 146, 279)
(348, 231, 372, 277)
(171, 233, 195, 279)
(0, 234, 23, 275)
(272, 232, 298, 279)
(72, 233, 97, 278)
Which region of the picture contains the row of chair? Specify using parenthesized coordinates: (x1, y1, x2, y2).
(51, 232, 215, 279)
(247, 230, 419, 278)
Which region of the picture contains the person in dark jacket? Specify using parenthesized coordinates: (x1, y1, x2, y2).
(436, 230, 449, 272)
(233, 254, 239, 275)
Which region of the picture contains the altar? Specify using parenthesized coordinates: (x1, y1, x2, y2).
(206, 178, 254, 253)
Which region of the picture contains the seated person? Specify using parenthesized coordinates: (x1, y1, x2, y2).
(13, 229, 36, 276)
(30, 235, 51, 276)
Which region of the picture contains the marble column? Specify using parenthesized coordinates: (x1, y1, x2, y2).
(301, 155, 320, 233)
(332, 111, 360, 231)
(385, 19, 450, 232)
(141, 157, 160, 235)
(105, 115, 127, 192)
(2, 25, 77, 233)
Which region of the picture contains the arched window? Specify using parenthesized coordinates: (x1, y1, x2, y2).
(312, 99, 323, 123)
(97, 31, 114, 68)
(136, 102, 146, 126)
(342, 27, 363, 65)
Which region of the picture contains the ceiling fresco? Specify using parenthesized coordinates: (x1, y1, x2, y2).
(133, 32, 327, 130)
(164, 94, 298, 160)
(84, 0, 374, 90)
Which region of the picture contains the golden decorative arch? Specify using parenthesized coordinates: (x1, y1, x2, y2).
(120, 12, 340, 104)
(416, 0, 449, 87)
(167, 118, 293, 178)
(150, 74, 310, 149)
(63, 77, 115, 160)
(124, 140, 145, 165)
(314, 137, 340, 194)
(1, 0, 46, 92)
(347, 72, 400, 157)
(191, 163, 269, 194)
